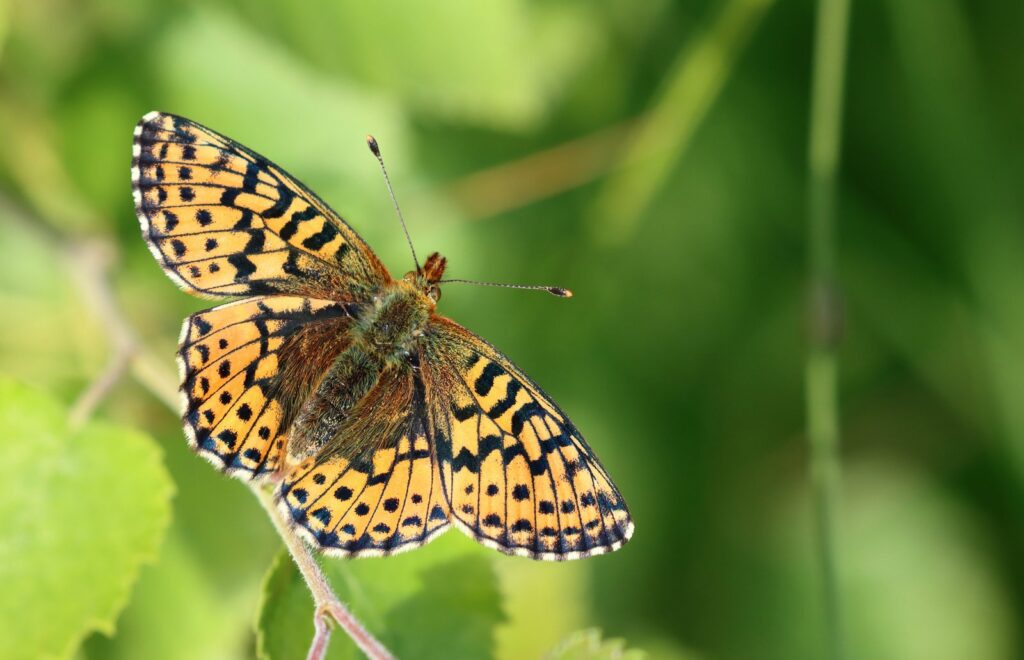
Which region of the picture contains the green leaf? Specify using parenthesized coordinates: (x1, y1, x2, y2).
(81, 533, 256, 660)
(257, 532, 505, 660)
(493, 559, 590, 660)
(386, 556, 503, 658)
(546, 629, 646, 660)
(258, 553, 353, 660)
(0, 377, 174, 660)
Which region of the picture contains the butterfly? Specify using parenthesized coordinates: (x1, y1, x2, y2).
(131, 112, 633, 560)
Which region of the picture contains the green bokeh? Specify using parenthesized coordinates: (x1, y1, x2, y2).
(1, 0, 1023, 658)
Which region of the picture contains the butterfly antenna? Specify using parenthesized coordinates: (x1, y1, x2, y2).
(366, 135, 420, 273)
(438, 278, 573, 298)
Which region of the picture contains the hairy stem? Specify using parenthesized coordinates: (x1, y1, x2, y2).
(254, 488, 394, 660)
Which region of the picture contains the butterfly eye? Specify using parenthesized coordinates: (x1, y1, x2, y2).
(427, 285, 441, 302)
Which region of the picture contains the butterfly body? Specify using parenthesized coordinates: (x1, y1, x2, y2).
(132, 112, 633, 559)
(288, 273, 437, 463)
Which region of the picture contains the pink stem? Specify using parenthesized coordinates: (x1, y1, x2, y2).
(254, 487, 394, 660)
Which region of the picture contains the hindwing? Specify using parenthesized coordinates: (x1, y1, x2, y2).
(277, 366, 451, 556)
(178, 295, 357, 479)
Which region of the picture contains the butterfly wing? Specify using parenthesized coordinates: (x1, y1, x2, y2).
(277, 365, 451, 557)
(424, 317, 633, 560)
(132, 112, 390, 299)
(179, 295, 359, 479)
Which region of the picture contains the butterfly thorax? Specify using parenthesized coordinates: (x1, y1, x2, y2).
(354, 278, 434, 364)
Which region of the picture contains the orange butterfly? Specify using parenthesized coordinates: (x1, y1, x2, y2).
(132, 112, 633, 559)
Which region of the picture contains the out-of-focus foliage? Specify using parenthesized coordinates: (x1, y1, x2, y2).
(545, 629, 648, 660)
(0, 378, 172, 660)
(1, 0, 1023, 658)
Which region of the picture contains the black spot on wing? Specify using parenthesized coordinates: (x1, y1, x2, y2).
(227, 254, 257, 279)
(474, 362, 504, 396)
(243, 161, 261, 192)
(233, 209, 254, 229)
(301, 223, 338, 251)
(244, 230, 265, 253)
(220, 188, 240, 206)
(194, 317, 212, 335)
(218, 429, 237, 448)
(510, 402, 546, 436)
(487, 379, 522, 418)
(451, 401, 476, 422)
(263, 186, 295, 219)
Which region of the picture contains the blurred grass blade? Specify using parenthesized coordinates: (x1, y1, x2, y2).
(806, 0, 852, 658)
(590, 0, 775, 246)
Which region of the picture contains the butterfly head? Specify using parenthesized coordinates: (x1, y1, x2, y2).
(405, 251, 447, 302)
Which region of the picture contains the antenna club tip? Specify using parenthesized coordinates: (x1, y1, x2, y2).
(549, 287, 573, 298)
(366, 135, 380, 157)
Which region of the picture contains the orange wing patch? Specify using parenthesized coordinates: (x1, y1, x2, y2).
(132, 112, 389, 299)
(178, 295, 356, 479)
(278, 418, 450, 557)
(428, 317, 633, 560)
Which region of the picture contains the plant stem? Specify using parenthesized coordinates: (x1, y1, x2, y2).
(65, 240, 138, 429)
(253, 488, 394, 660)
(806, 0, 851, 658)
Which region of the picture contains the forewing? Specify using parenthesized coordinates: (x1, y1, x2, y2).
(132, 112, 390, 299)
(179, 295, 358, 479)
(425, 317, 633, 560)
(277, 367, 450, 557)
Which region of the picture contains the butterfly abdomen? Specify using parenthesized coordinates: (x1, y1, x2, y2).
(286, 344, 381, 462)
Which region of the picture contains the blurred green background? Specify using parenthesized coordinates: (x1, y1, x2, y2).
(2, 0, 1023, 658)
